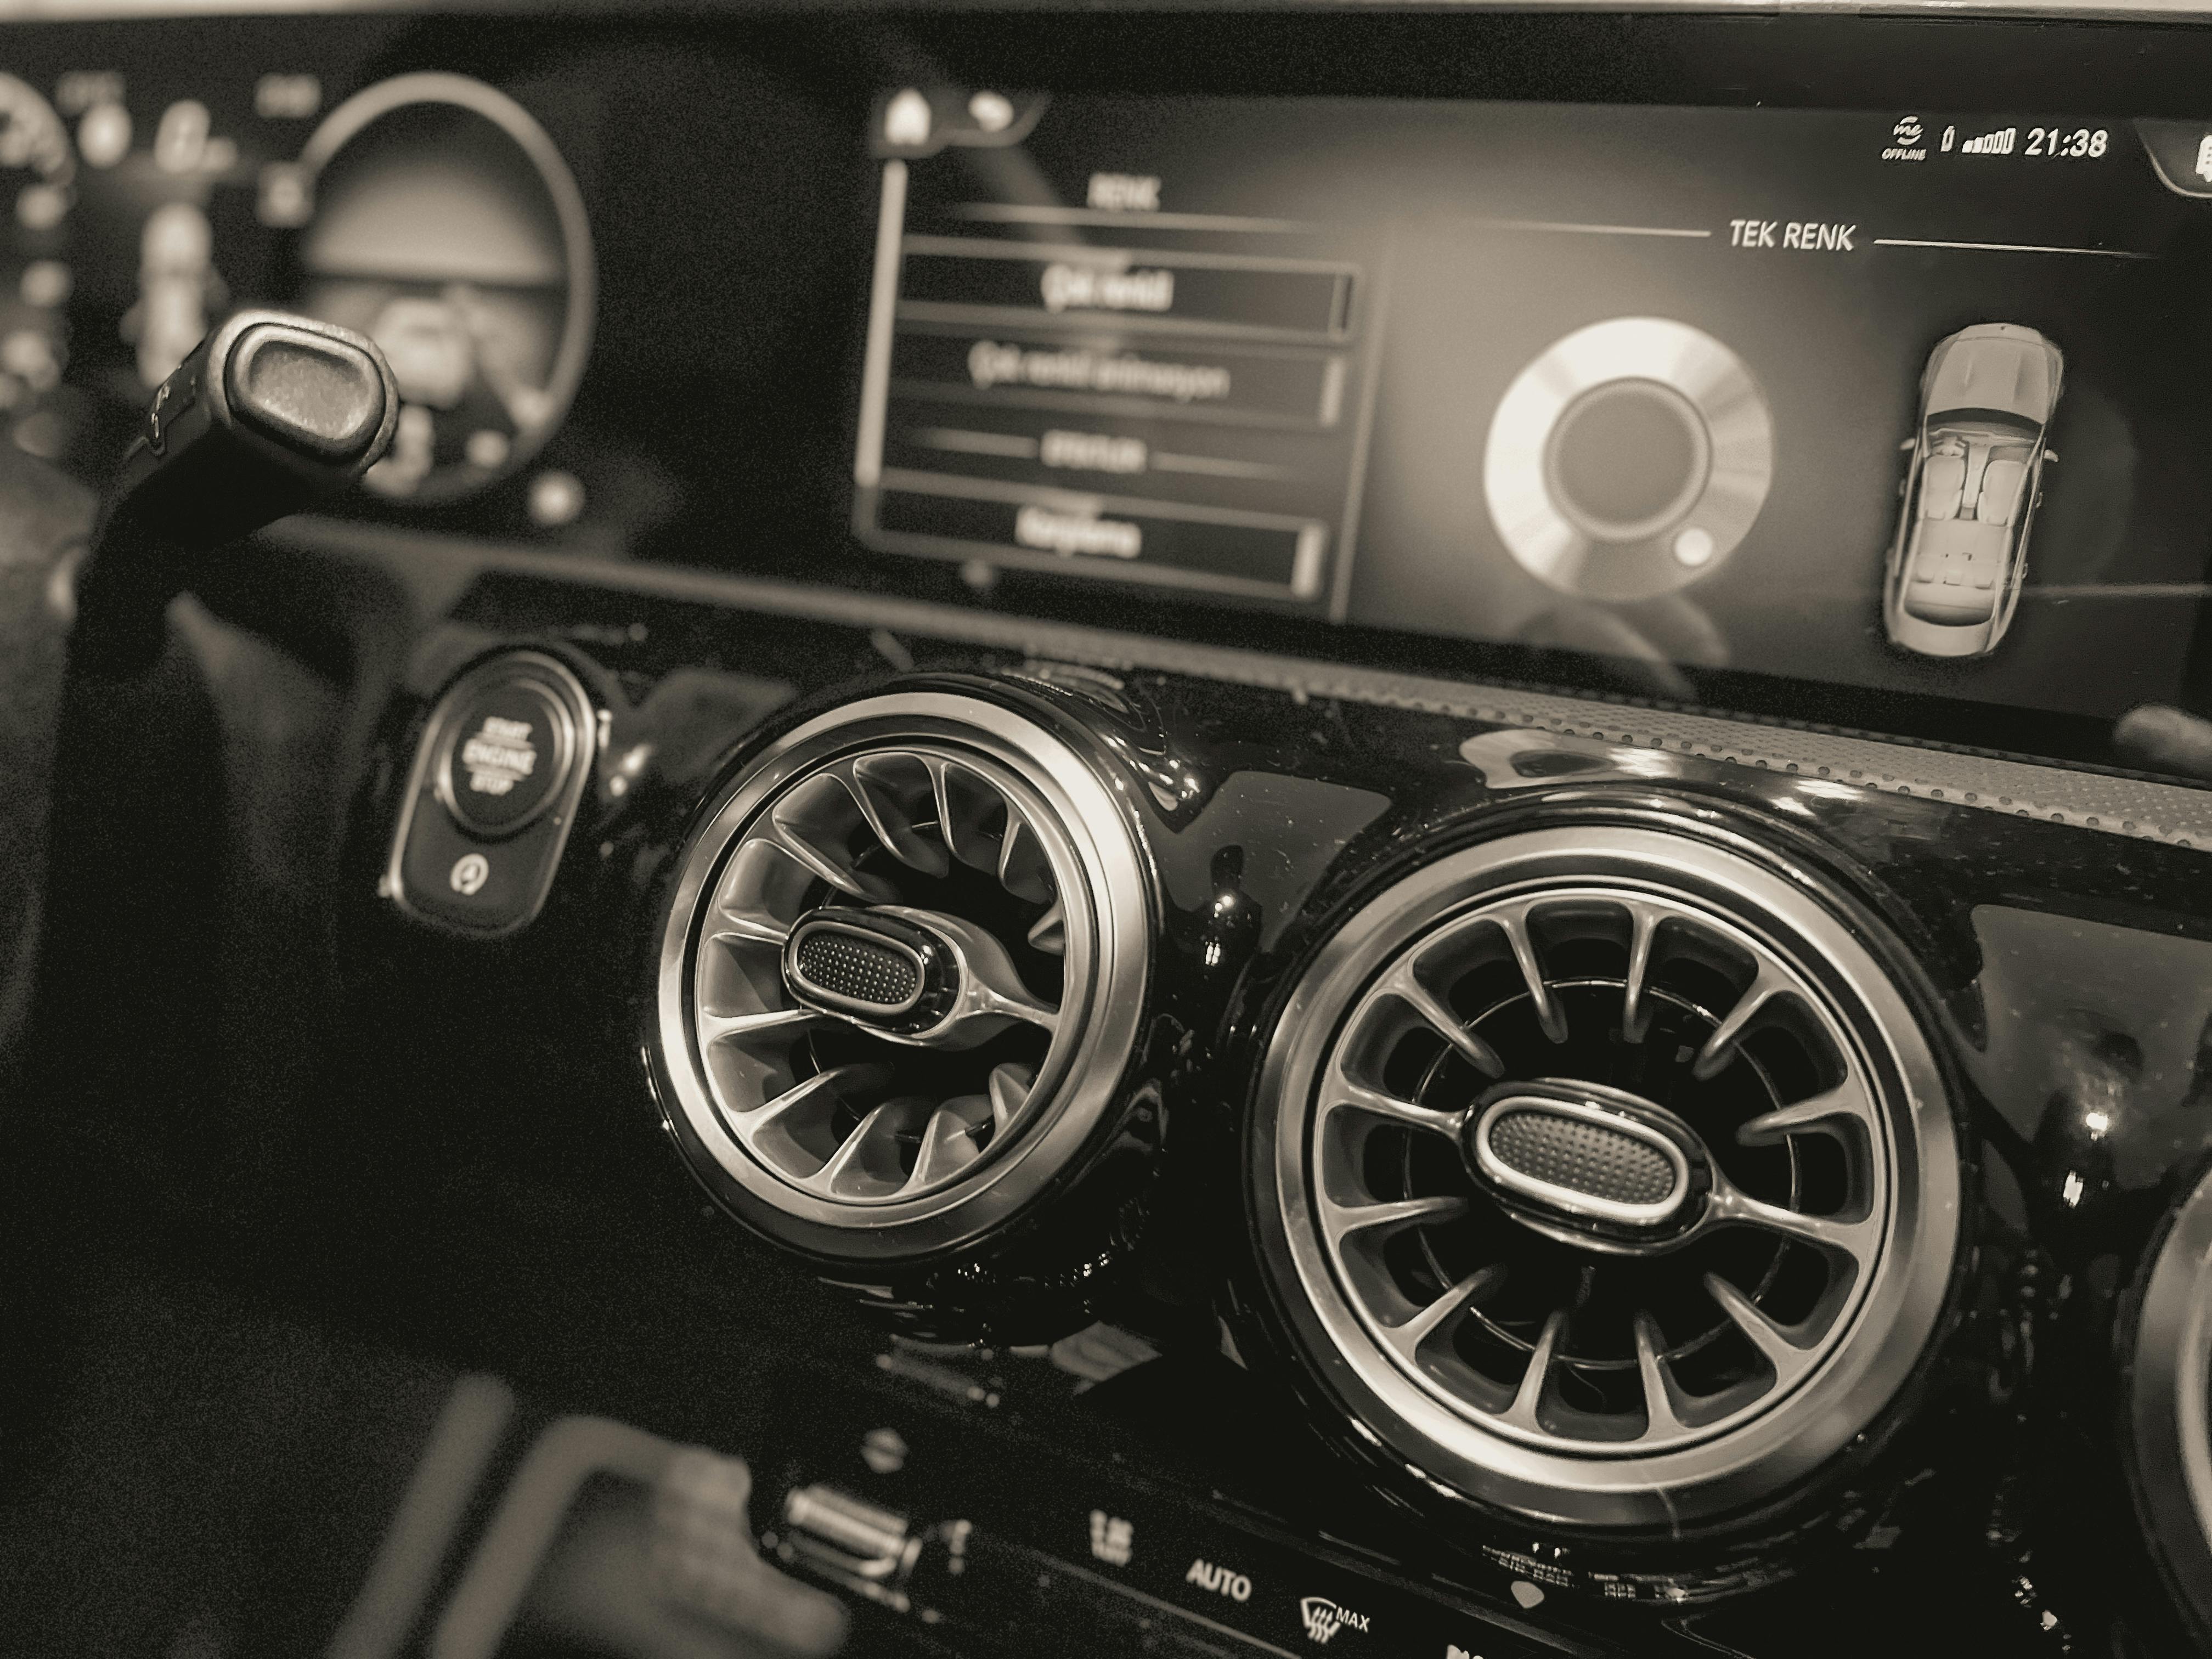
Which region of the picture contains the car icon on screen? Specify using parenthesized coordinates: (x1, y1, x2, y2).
(1883, 323, 2063, 659)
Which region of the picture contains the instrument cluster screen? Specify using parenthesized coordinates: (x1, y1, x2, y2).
(852, 92, 2212, 725)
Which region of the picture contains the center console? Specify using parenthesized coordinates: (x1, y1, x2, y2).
(325, 13, 2212, 1654)
(352, 542, 2212, 1656)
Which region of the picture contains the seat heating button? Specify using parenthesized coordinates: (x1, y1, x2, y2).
(440, 677, 572, 837)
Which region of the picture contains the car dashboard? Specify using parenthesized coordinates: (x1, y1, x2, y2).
(6, 5, 2212, 1658)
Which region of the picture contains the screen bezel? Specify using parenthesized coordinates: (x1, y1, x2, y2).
(668, 8, 2212, 780)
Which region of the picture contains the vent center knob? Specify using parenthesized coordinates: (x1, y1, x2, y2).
(782, 904, 1057, 1051)
(1464, 1079, 1709, 1246)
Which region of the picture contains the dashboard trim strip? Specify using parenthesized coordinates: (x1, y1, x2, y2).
(15, 1, 2212, 20)
(280, 521, 2212, 849)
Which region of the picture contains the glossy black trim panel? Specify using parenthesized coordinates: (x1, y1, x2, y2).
(288, 522, 2212, 845)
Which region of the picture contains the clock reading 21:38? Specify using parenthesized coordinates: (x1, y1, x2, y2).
(2023, 126, 2110, 158)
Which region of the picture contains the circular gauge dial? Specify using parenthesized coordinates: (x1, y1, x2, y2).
(290, 73, 593, 504)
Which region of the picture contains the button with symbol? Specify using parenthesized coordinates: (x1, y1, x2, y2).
(860, 1427, 909, 1474)
(437, 675, 575, 837)
(391, 652, 595, 938)
(1088, 1510, 1134, 1566)
(882, 88, 931, 149)
(2136, 120, 2212, 198)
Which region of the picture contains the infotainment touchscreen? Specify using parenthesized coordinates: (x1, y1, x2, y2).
(850, 91, 2212, 731)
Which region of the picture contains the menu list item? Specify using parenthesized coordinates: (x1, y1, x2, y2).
(853, 108, 1376, 610)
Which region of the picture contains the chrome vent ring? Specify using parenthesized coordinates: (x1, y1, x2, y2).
(1261, 825, 1959, 1531)
(2124, 1159, 2212, 1646)
(655, 692, 1149, 1259)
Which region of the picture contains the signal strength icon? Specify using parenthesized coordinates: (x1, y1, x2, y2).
(1960, 126, 2018, 156)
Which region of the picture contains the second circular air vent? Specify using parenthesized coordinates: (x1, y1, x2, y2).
(2123, 1159, 2212, 1647)
(652, 691, 1149, 1265)
(1253, 823, 1962, 1544)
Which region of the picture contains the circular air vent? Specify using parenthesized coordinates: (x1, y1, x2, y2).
(1255, 825, 1960, 1535)
(653, 692, 1148, 1263)
(2124, 1160, 2212, 1645)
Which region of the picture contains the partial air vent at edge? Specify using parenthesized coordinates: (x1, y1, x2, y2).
(2124, 1159, 2212, 1647)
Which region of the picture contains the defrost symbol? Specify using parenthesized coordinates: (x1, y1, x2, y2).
(1298, 1597, 1369, 1645)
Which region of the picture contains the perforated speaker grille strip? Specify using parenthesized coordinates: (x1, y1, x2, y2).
(794, 929, 920, 1009)
(1488, 1110, 1675, 1207)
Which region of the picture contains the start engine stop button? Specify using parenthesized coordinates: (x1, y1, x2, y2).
(438, 675, 575, 837)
